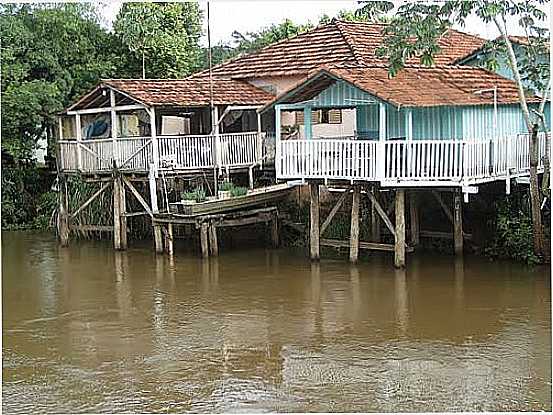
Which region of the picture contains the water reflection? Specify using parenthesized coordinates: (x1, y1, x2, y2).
(2, 232, 551, 413)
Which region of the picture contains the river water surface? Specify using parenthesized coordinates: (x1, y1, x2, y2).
(2, 231, 551, 413)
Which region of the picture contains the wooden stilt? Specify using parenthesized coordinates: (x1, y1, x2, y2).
(57, 175, 69, 247)
(208, 222, 218, 256)
(394, 189, 406, 268)
(453, 191, 463, 255)
(349, 185, 361, 263)
(200, 222, 209, 258)
(119, 177, 128, 250)
(370, 186, 381, 242)
(113, 176, 122, 250)
(309, 183, 320, 260)
(167, 223, 174, 256)
(154, 226, 164, 254)
(409, 192, 419, 247)
(270, 213, 279, 248)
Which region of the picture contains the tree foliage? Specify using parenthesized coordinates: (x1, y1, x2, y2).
(0, 3, 117, 161)
(113, 2, 203, 78)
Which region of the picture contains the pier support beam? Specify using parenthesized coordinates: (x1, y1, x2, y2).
(394, 189, 406, 268)
(309, 183, 320, 260)
(370, 186, 381, 242)
(119, 177, 128, 250)
(453, 191, 463, 255)
(57, 175, 70, 247)
(200, 222, 209, 258)
(409, 192, 419, 247)
(113, 175, 122, 250)
(209, 222, 218, 256)
(166, 223, 174, 256)
(349, 185, 361, 263)
(271, 213, 279, 248)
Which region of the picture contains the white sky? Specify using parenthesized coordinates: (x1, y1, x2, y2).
(97, 0, 551, 45)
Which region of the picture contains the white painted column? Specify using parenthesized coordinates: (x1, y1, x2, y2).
(256, 110, 263, 168)
(406, 108, 413, 141)
(378, 103, 387, 180)
(212, 105, 220, 168)
(110, 89, 118, 168)
(75, 114, 82, 171)
(149, 107, 159, 172)
(275, 105, 282, 178)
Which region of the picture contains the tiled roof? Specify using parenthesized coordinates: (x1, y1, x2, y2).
(101, 78, 274, 107)
(263, 65, 541, 109)
(198, 20, 486, 79)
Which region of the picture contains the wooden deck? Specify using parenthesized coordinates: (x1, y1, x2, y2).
(277, 133, 549, 189)
(59, 132, 266, 173)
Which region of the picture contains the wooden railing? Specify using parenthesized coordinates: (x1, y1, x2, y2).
(277, 133, 550, 185)
(58, 132, 264, 172)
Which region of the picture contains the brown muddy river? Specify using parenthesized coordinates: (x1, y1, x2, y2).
(2, 231, 551, 413)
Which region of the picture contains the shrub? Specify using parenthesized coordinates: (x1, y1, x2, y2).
(230, 186, 248, 197)
(182, 188, 206, 203)
(219, 181, 235, 191)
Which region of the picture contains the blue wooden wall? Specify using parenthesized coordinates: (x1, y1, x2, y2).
(302, 78, 550, 139)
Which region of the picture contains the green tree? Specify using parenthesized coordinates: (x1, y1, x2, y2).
(369, 0, 550, 260)
(113, 2, 203, 79)
(0, 3, 117, 161)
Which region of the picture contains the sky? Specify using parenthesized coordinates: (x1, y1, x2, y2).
(97, 0, 551, 45)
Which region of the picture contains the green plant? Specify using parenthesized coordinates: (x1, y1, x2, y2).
(230, 186, 248, 197)
(485, 196, 541, 264)
(219, 181, 235, 192)
(182, 188, 206, 203)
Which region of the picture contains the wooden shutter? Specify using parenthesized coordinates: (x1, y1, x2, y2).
(296, 110, 321, 125)
(328, 109, 342, 124)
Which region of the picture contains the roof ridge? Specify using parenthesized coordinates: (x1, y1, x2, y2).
(191, 20, 339, 79)
(334, 20, 367, 66)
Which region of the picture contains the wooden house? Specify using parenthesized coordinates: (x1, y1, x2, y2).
(56, 20, 551, 266)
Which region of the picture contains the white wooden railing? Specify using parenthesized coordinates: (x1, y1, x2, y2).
(59, 132, 264, 172)
(277, 133, 550, 185)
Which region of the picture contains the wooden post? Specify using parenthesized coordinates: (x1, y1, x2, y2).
(409, 192, 419, 247)
(271, 213, 279, 248)
(75, 114, 82, 170)
(166, 223, 174, 256)
(275, 105, 282, 177)
(349, 185, 361, 263)
(309, 182, 320, 260)
(208, 222, 218, 256)
(370, 186, 381, 242)
(200, 222, 209, 258)
(148, 163, 163, 254)
(454, 191, 463, 255)
(57, 174, 70, 247)
(118, 177, 127, 250)
(110, 89, 118, 167)
(113, 175, 122, 250)
(394, 189, 406, 268)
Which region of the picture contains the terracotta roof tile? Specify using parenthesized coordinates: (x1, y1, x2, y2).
(197, 20, 486, 79)
(101, 78, 274, 107)
(264, 65, 540, 109)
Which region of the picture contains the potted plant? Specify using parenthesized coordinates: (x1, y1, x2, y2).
(230, 186, 248, 197)
(218, 181, 234, 199)
(181, 188, 206, 204)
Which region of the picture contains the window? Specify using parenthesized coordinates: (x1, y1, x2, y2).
(295, 109, 342, 125)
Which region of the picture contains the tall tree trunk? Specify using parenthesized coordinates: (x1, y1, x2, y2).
(529, 124, 545, 257)
(493, 15, 545, 259)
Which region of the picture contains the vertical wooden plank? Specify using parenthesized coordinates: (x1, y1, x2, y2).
(271, 212, 279, 248)
(113, 176, 122, 250)
(349, 185, 361, 263)
(57, 174, 70, 247)
(394, 189, 406, 268)
(75, 114, 82, 170)
(409, 192, 420, 247)
(119, 176, 128, 250)
(370, 186, 381, 242)
(167, 222, 174, 256)
(208, 222, 218, 256)
(309, 182, 320, 260)
(200, 222, 209, 258)
(454, 191, 463, 256)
